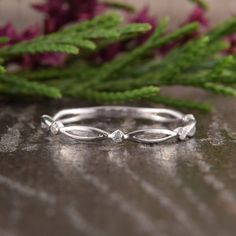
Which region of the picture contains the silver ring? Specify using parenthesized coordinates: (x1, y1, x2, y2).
(41, 106, 196, 144)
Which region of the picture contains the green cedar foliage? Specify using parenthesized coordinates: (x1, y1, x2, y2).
(1, 13, 236, 111)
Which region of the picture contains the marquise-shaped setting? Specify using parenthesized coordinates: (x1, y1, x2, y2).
(41, 115, 64, 135)
(127, 128, 178, 144)
(174, 124, 196, 141)
(41, 115, 54, 131)
(60, 126, 108, 141)
(174, 114, 196, 140)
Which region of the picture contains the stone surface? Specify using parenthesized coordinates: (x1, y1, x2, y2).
(0, 90, 236, 236)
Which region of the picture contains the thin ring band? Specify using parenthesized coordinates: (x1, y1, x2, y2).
(41, 106, 196, 144)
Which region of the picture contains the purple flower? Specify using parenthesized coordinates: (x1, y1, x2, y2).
(179, 7, 209, 45)
(184, 6, 209, 27)
(21, 53, 67, 68)
(0, 22, 19, 45)
(20, 24, 42, 40)
(159, 7, 209, 55)
(92, 42, 125, 62)
(19, 25, 67, 68)
(32, 0, 106, 33)
(32, 0, 71, 33)
(0, 23, 41, 45)
(128, 6, 157, 45)
(225, 34, 236, 55)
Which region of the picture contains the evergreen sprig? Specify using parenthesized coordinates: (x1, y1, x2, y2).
(0, 74, 61, 98)
(76, 86, 160, 103)
(0, 37, 9, 44)
(1, 13, 236, 111)
(0, 65, 5, 74)
(0, 14, 150, 57)
(103, 1, 136, 12)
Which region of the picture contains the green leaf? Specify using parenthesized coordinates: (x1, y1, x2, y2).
(0, 65, 6, 74)
(150, 95, 212, 112)
(209, 16, 236, 41)
(0, 37, 9, 44)
(103, 1, 136, 12)
(61, 14, 123, 33)
(69, 86, 160, 102)
(0, 75, 62, 98)
(204, 83, 236, 96)
(1, 43, 79, 55)
(116, 23, 152, 37)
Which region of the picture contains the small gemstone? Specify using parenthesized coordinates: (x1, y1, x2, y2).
(177, 127, 188, 140)
(109, 130, 124, 143)
(50, 123, 59, 135)
(50, 121, 64, 135)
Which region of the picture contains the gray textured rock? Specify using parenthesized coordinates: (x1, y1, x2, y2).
(0, 92, 236, 236)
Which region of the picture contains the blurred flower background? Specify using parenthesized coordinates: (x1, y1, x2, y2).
(1, 0, 236, 29)
(0, 0, 236, 110)
(0, 0, 235, 68)
(1, 0, 236, 67)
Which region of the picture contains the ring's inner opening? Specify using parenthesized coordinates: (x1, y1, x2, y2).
(56, 107, 182, 132)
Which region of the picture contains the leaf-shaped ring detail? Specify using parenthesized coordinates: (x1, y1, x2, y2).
(127, 128, 178, 143)
(60, 126, 109, 141)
